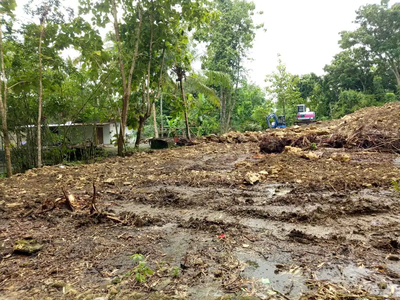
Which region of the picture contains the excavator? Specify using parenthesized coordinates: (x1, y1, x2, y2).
(266, 113, 286, 129)
(267, 104, 315, 129)
(294, 104, 316, 125)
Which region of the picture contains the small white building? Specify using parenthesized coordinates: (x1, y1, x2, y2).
(47, 122, 136, 146)
(1, 122, 136, 149)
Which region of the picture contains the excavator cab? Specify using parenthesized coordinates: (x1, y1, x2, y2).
(295, 104, 316, 124)
(277, 115, 286, 126)
(267, 113, 286, 129)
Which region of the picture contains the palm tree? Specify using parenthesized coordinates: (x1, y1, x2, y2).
(171, 66, 190, 140)
(172, 68, 232, 139)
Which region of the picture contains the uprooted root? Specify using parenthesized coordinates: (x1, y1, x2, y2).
(259, 135, 291, 153)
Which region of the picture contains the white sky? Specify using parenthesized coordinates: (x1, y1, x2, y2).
(246, 0, 382, 86)
(15, 0, 383, 87)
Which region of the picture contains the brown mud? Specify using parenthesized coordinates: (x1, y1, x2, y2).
(1, 104, 400, 299)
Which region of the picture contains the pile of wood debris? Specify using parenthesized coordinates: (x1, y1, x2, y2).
(198, 102, 400, 153)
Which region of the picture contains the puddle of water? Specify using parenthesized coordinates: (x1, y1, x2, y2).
(317, 264, 371, 282)
(237, 252, 400, 298)
(236, 251, 306, 297)
(316, 264, 400, 297)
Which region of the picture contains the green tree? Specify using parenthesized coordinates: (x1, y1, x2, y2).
(266, 56, 303, 125)
(80, 0, 211, 149)
(324, 48, 374, 94)
(198, 0, 262, 133)
(340, 1, 400, 86)
(25, 0, 70, 167)
(231, 82, 270, 131)
(80, 0, 143, 155)
(332, 90, 376, 119)
(0, 0, 16, 177)
(179, 70, 230, 137)
(135, 0, 211, 143)
(297, 73, 321, 101)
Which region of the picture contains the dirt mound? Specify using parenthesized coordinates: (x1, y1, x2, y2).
(330, 102, 400, 152)
(198, 131, 262, 144)
(1, 137, 400, 299)
(199, 102, 400, 153)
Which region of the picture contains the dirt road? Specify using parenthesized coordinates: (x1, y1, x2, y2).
(0, 140, 400, 299)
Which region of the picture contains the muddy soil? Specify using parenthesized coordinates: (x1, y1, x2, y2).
(0, 141, 400, 299)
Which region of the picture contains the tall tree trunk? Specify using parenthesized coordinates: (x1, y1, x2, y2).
(227, 61, 240, 131)
(150, 41, 166, 140)
(144, 4, 154, 124)
(220, 89, 227, 133)
(152, 103, 159, 138)
(111, 0, 127, 156)
(160, 95, 163, 138)
(392, 65, 400, 86)
(111, 0, 142, 156)
(0, 20, 12, 177)
(227, 97, 235, 132)
(151, 44, 166, 139)
(135, 116, 145, 148)
(0, 108, 11, 179)
(117, 96, 128, 156)
(225, 92, 233, 132)
(180, 81, 190, 139)
(117, 123, 124, 154)
(37, 23, 45, 168)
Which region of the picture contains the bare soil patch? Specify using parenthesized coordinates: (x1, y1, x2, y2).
(1, 106, 400, 299)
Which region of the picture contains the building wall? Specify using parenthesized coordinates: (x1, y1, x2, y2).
(11, 123, 136, 147)
(103, 124, 111, 145)
(105, 123, 136, 145)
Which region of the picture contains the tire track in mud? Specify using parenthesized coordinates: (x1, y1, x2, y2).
(109, 186, 400, 298)
(112, 184, 400, 242)
(111, 190, 399, 245)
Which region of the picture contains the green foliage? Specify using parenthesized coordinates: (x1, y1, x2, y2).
(292, 2, 400, 122)
(340, 1, 400, 86)
(266, 56, 304, 125)
(232, 82, 270, 130)
(324, 48, 374, 93)
(6, 0, 400, 175)
(310, 143, 317, 151)
(171, 266, 181, 278)
(384, 92, 397, 103)
(332, 90, 376, 119)
(163, 116, 186, 137)
(250, 104, 273, 129)
(197, 0, 261, 132)
(392, 180, 400, 192)
(0, 0, 17, 19)
(130, 254, 154, 283)
(198, 0, 260, 81)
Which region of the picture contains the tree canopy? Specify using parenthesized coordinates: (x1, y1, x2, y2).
(0, 0, 400, 176)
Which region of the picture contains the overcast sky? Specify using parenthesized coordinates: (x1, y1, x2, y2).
(246, 0, 382, 86)
(16, 0, 383, 87)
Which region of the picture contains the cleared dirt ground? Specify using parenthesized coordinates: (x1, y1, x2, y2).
(1, 104, 400, 299)
(0, 140, 399, 300)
